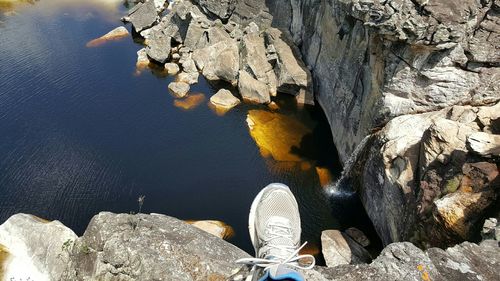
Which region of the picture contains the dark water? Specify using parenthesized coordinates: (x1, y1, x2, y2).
(0, 0, 379, 256)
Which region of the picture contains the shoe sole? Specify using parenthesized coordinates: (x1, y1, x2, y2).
(248, 183, 298, 256)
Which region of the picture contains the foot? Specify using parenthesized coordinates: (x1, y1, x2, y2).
(236, 183, 315, 281)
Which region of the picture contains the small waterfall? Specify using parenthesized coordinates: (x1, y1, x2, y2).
(326, 135, 371, 197)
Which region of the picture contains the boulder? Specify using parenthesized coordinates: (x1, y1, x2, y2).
(165, 62, 180, 75)
(238, 71, 271, 104)
(126, 0, 158, 32)
(481, 218, 499, 241)
(210, 89, 241, 109)
(86, 26, 129, 47)
(192, 40, 240, 84)
(64, 212, 250, 280)
(168, 81, 190, 98)
(191, 0, 235, 20)
(321, 230, 372, 267)
(467, 132, 500, 157)
(345, 227, 370, 247)
(177, 71, 199, 85)
(145, 30, 171, 63)
(240, 32, 276, 96)
(0, 214, 77, 281)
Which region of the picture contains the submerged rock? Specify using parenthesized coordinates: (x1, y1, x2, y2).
(168, 81, 190, 98)
(173, 93, 205, 110)
(86, 26, 129, 47)
(210, 89, 240, 109)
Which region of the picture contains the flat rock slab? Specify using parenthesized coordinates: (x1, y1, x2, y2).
(168, 81, 190, 98)
(86, 26, 129, 47)
(127, 0, 158, 32)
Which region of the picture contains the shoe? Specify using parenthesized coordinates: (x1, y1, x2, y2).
(236, 183, 315, 281)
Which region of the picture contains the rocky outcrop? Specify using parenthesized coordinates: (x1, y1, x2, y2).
(347, 103, 500, 247)
(1, 213, 498, 281)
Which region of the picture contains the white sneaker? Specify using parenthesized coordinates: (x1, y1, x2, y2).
(236, 183, 315, 281)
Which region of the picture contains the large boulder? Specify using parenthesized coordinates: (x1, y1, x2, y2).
(321, 230, 372, 267)
(63, 213, 249, 280)
(192, 40, 240, 84)
(126, 0, 159, 32)
(349, 103, 500, 247)
(0, 214, 77, 281)
(238, 70, 271, 104)
(145, 30, 171, 63)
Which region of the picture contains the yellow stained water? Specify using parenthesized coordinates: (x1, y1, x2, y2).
(174, 93, 206, 111)
(246, 110, 312, 162)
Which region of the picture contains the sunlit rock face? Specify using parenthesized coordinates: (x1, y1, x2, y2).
(246, 110, 311, 162)
(173, 93, 205, 110)
(86, 26, 129, 47)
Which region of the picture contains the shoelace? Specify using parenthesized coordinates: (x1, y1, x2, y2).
(235, 241, 316, 271)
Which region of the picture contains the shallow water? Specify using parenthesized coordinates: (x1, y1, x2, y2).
(0, 0, 378, 256)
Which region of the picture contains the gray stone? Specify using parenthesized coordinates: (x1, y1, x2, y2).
(238, 70, 271, 104)
(481, 218, 499, 241)
(210, 89, 241, 109)
(145, 30, 171, 63)
(0, 214, 77, 281)
(126, 0, 158, 32)
(240, 32, 275, 96)
(168, 81, 190, 98)
(165, 63, 180, 75)
(467, 132, 500, 157)
(191, 0, 236, 20)
(345, 227, 370, 247)
(192, 40, 240, 84)
(321, 230, 372, 267)
(64, 212, 250, 281)
(177, 71, 199, 85)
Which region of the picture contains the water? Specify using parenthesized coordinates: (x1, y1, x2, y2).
(0, 0, 378, 257)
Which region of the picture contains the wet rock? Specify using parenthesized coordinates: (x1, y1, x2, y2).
(345, 227, 370, 247)
(86, 26, 129, 47)
(187, 220, 235, 240)
(126, 0, 158, 32)
(0, 214, 77, 281)
(145, 30, 171, 63)
(238, 71, 271, 104)
(136, 48, 150, 69)
(177, 71, 199, 85)
(321, 230, 372, 267)
(165, 62, 180, 75)
(467, 132, 500, 157)
(64, 212, 249, 280)
(192, 40, 239, 84)
(210, 89, 240, 109)
(168, 81, 190, 98)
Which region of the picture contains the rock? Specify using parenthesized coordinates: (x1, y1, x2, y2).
(345, 227, 370, 247)
(165, 62, 180, 75)
(126, 0, 158, 32)
(168, 81, 190, 98)
(173, 93, 206, 111)
(136, 48, 150, 69)
(0, 214, 77, 281)
(467, 132, 500, 157)
(86, 26, 129, 47)
(238, 71, 271, 104)
(321, 230, 372, 267)
(64, 212, 250, 280)
(210, 89, 241, 109)
(481, 218, 499, 241)
(177, 71, 199, 85)
(192, 40, 240, 84)
(187, 220, 235, 240)
(191, 0, 235, 20)
(181, 57, 198, 73)
(145, 30, 171, 63)
(477, 102, 500, 133)
(153, 0, 167, 13)
(240, 32, 276, 96)
(265, 28, 312, 104)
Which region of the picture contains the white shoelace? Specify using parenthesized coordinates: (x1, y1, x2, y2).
(235, 241, 316, 271)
